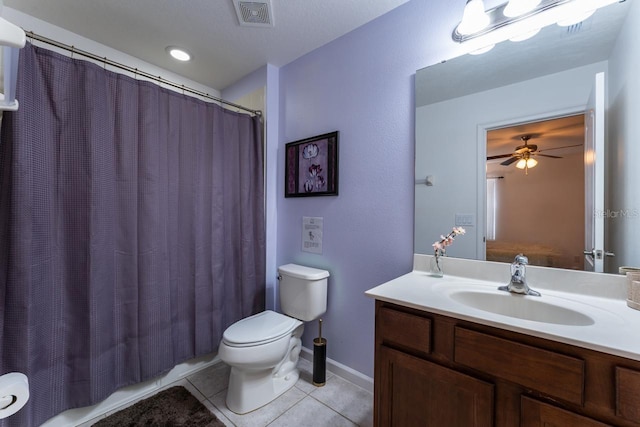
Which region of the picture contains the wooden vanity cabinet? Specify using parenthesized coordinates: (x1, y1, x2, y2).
(520, 396, 611, 427)
(377, 346, 494, 426)
(374, 300, 640, 427)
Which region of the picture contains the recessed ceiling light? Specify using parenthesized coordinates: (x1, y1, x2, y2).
(166, 46, 191, 62)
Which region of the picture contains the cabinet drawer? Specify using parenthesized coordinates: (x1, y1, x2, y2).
(616, 366, 640, 423)
(377, 306, 431, 355)
(521, 396, 611, 427)
(454, 327, 584, 405)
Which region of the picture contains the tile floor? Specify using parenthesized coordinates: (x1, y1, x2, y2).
(92, 358, 373, 426)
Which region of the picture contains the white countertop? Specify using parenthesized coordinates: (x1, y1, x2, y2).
(365, 255, 640, 362)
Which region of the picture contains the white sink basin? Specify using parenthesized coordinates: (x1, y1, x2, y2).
(366, 259, 639, 363)
(448, 289, 595, 326)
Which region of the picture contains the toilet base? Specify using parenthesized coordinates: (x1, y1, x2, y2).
(224, 325, 304, 414)
(225, 365, 300, 414)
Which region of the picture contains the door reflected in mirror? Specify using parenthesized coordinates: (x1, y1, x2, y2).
(485, 115, 585, 270)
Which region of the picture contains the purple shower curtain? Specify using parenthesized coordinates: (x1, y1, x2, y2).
(0, 43, 265, 426)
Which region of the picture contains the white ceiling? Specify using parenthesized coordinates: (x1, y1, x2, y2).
(5, 0, 409, 90)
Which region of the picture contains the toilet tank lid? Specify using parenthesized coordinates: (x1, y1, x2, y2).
(278, 264, 330, 280)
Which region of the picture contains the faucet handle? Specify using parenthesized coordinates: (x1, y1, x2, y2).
(514, 254, 528, 265)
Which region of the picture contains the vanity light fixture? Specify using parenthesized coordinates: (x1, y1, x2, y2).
(503, 0, 541, 17)
(166, 46, 192, 62)
(453, 0, 619, 54)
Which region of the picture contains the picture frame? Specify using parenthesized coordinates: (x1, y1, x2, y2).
(285, 131, 339, 198)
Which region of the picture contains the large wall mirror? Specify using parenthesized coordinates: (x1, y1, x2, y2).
(415, 0, 639, 274)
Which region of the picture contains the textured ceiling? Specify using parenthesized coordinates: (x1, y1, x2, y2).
(4, 0, 409, 90)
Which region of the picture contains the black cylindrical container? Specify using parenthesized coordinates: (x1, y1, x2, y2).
(313, 337, 327, 386)
(313, 319, 327, 386)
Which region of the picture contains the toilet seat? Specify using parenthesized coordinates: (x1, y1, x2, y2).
(223, 310, 301, 347)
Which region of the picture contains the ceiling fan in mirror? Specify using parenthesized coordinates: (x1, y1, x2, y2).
(487, 135, 581, 174)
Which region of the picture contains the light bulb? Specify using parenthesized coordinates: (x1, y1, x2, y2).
(504, 0, 541, 18)
(457, 0, 490, 35)
(516, 159, 527, 169)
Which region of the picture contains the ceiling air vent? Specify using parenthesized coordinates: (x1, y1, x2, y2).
(565, 22, 583, 35)
(232, 0, 274, 27)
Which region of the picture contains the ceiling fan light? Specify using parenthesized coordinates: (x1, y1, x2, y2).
(456, 0, 490, 35)
(526, 158, 538, 168)
(504, 0, 541, 18)
(516, 158, 527, 169)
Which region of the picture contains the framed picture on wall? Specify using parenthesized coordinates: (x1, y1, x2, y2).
(285, 131, 339, 198)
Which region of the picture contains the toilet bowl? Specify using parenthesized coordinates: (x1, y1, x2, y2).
(218, 263, 329, 414)
(218, 310, 304, 414)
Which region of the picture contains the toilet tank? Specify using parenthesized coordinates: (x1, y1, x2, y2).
(278, 264, 329, 321)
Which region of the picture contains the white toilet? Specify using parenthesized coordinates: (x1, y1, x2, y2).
(218, 263, 329, 414)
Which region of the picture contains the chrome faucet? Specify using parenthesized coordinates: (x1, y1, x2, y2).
(498, 254, 541, 297)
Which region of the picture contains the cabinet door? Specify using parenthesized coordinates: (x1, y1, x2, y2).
(376, 346, 494, 427)
(521, 396, 612, 427)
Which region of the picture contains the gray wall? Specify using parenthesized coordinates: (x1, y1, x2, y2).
(607, 0, 640, 272)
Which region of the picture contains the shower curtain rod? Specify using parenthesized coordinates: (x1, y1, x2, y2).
(25, 31, 262, 117)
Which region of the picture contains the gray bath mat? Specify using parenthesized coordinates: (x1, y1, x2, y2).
(92, 385, 225, 427)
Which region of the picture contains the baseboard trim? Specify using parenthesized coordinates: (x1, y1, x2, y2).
(300, 346, 373, 393)
(41, 352, 220, 427)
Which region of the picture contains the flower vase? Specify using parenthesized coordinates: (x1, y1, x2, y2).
(430, 253, 444, 277)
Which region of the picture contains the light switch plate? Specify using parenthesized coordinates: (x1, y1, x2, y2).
(455, 213, 475, 227)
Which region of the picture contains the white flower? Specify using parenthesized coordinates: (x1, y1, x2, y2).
(302, 143, 319, 159)
(433, 226, 465, 255)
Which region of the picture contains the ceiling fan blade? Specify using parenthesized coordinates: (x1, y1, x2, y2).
(487, 153, 515, 160)
(538, 143, 583, 153)
(536, 153, 562, 159)
(501, 157, 520, 166)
